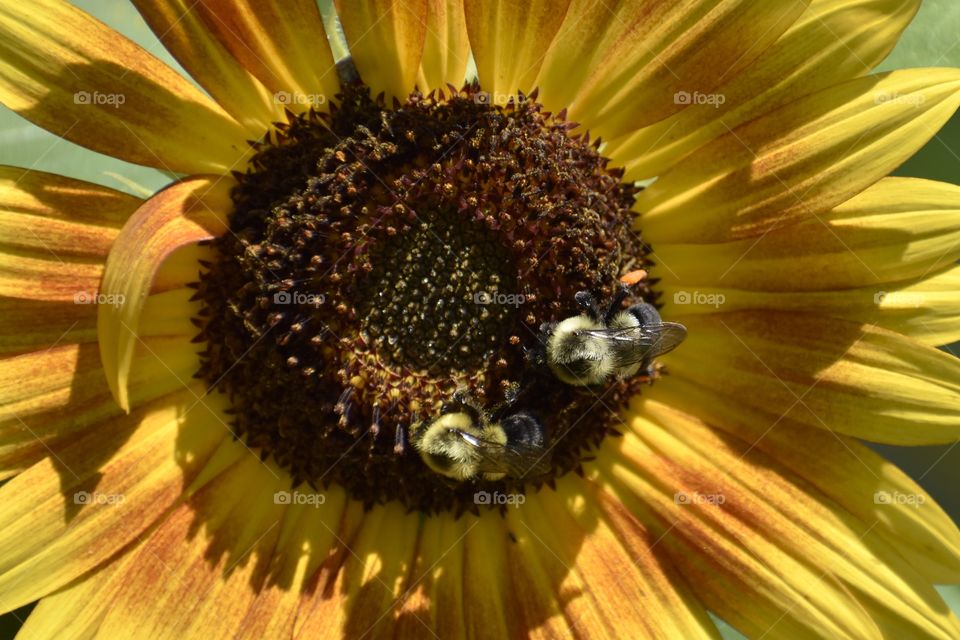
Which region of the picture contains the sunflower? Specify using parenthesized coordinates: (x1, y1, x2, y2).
(1, 0, 959, 637)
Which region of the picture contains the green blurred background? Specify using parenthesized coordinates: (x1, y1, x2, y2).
(0, 1, 957, 637)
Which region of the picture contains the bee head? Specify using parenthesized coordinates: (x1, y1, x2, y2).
(414, 413, 484, 480)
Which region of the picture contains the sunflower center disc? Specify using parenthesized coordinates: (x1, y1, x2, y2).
(195, 83, 650, 513)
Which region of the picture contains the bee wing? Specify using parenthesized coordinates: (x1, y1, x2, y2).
(456, 431, 551, 479)
(578, 322, 687, 366)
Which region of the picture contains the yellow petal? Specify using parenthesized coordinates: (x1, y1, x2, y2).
(608, 0, 919, 179)
(0, 0, 252, 174)
(507, 480, 720, 638)
(185, 0, 340, 110)
(235, 487, 350, 639)
(131, 0, 282, 132)
(652, 177, 960, 291)
(601, 405, 960, 638)
(0, 388, 227, 613)
(391, 513, 469, 638)
(16, 543, 138, 640)
(657, 267, 960, 347)
(640, 68, 960, 243)
(869, 269, 960, 346)
(137, 287, 201, 339)
(460, 512, 513, 637)
(97, 177, 230, 412)
(645, 378, 960, 585)
(665, 311, 960, 444)
(294, 501, 423, 638)
(464, 0, 571, 99)
(416, 0, 470, 93)
(548, 0, 808, 141)
(336, 0, 428, 102)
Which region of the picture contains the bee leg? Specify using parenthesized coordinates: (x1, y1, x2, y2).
(523, 342, 545, 366)
(394, 421, 410, 455)
(502, 381, 520, 406)
(626, 301, 662, 326)
(574, 291, 601, 320)
(602, 285, 631, 326)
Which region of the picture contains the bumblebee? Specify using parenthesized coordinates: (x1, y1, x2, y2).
(542, 286, 687, 386)
(412, 390, 550, 482)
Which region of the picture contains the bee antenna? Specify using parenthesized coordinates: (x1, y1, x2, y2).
(603, 285, 631, 326)
(574, 291, 601, 320)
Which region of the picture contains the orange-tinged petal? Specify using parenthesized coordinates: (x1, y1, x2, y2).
(665, 311, 960, 444)
(507, 479, 720, 638)
(416, 0, 470, 93)
(97, 177, 230, 412)
(0, 337, 198, 479)
(0, 253, 102, 303)
(0, 388, 228, 613)
(600, 402, 960, 639)
(0, 0, 251, 174)
(336, 0, 429, 103)
(132, 0, 282, 132)
(640, 69, 960, 243)
(197, 0, 340, 109)
(608, 0, 919, 179)
(0, 166, 138, 302)
(94, 455, 295, 639)
(464, 0, 571, 99)
(645, 378, 960, 585)
(542, 0, 808, 140)
(0, 298, 96, 354)
(0, 166, 136, 249)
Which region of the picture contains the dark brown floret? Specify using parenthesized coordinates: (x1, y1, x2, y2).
(194, 83, 653, 514)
